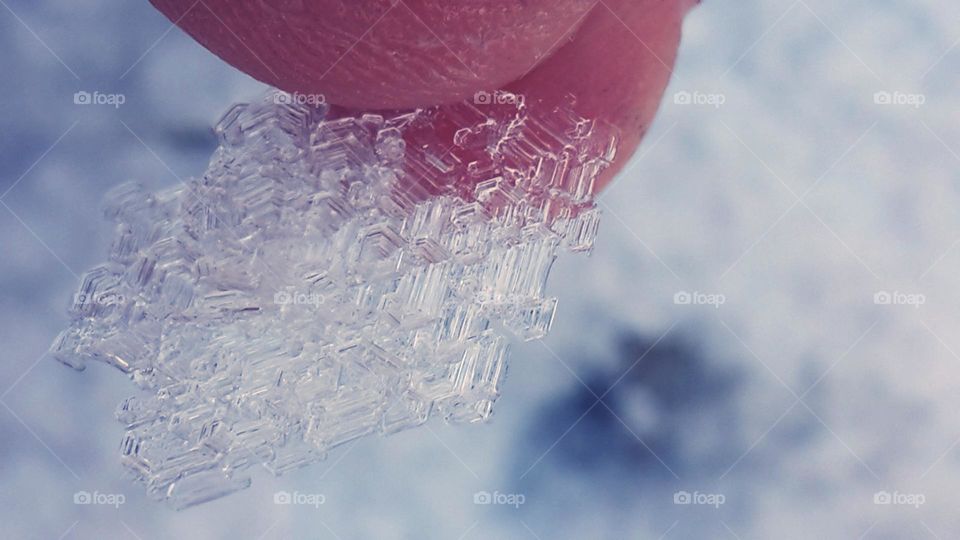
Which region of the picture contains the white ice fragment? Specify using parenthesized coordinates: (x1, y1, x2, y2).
(50, 90, 617, 508)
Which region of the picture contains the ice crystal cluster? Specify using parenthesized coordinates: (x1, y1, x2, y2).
(50, 90, 617, 508)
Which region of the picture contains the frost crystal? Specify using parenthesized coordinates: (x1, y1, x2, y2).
(50, 90, 617, 509)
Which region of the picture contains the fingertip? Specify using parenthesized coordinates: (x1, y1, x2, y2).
(150, 0, 598, 109)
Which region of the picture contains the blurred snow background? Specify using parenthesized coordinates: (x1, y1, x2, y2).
(2, 0, 960, 538)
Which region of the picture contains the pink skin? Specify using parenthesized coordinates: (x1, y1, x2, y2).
(150, 0, 696, 193)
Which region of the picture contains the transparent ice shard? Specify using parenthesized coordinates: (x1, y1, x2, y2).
(50, 90, 617, 508)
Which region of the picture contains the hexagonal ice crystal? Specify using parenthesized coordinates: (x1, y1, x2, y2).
(50, 90, 616, 509)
